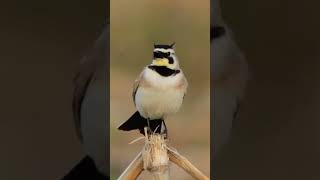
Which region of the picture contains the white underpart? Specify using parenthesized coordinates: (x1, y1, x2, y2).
(153, 48, 175, 53)
(135, 68, 185, 120)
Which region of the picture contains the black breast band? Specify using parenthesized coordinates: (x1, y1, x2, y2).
(148, 65, 180, 77)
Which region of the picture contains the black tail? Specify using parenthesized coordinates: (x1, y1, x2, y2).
(118, 111, 167, 135)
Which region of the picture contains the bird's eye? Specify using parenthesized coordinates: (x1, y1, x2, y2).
(153, 51, 159, 58)
(154, 51, 171, 59)
(168, 56, 174, 64)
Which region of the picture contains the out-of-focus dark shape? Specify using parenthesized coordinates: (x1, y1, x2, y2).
(211, 0, 248, 160)
(65, 24, 109, 178)
(62, 156, 108, 180)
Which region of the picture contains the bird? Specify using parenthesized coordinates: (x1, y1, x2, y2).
(63, 22, 109, 179)
(118, 43, 188, 137)
(211, 0, 249, 158)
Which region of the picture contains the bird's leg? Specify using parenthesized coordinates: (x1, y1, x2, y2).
(162, 120, 168, 139)
(147, 118, 152, 134)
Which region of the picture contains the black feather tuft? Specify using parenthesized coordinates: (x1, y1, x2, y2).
(170, 42, 175, 48)
(154, 44, 174, 49)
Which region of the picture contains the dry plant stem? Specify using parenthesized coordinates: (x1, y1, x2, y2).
(118, 128, 209, 180)
(168, 147, 209, 180)
(142, 128, 170, 180)
(117, 151, 143, 180)
(149, 167, 169, 180)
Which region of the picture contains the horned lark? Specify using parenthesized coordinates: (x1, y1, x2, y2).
(118, 43, 188, 136)
(211, 0, 248, 156)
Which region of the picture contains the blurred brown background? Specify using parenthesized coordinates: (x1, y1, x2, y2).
(217, 0, 320, 179)
(110, 0, 210, 179)
(0, 1, 106, 179)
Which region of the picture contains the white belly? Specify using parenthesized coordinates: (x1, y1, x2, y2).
(135, 87, 184, 119)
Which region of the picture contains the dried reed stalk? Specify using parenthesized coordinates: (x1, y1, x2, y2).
(118, 128, 209, 180)
(117, 151, 143, 180)
(168, 147, 209, 180)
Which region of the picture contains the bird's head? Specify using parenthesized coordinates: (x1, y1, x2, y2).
(151, 43, 179, 70)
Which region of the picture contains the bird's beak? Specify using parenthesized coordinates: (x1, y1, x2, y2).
(154, 58, 169, 66)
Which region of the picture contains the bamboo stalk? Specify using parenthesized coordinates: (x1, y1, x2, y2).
(167, 147, 209, 180)
(117, 152, 144, 180)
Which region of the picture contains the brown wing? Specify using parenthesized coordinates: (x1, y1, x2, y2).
(132, 70, 145, 106)
(179, 72, 188, 99)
